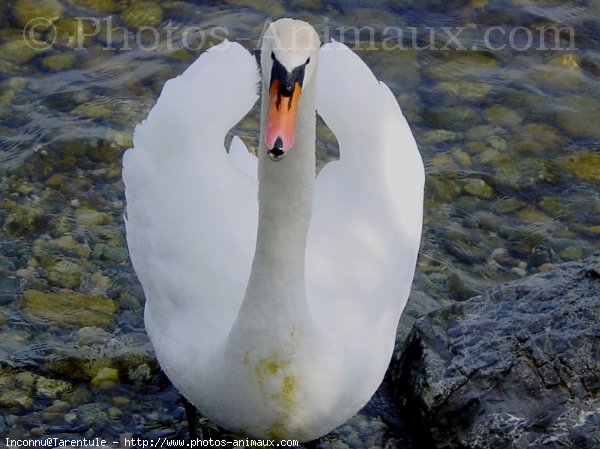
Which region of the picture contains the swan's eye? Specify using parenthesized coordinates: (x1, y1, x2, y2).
(271, 51, 276, 60)
(305, 57, 310, 65)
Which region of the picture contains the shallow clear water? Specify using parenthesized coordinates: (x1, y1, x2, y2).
(0, 0, 599, 446)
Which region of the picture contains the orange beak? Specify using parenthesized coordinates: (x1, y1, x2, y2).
(264, 79, 302, 160)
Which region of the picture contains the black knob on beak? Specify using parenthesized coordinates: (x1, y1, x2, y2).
(268, 137, 285, 161)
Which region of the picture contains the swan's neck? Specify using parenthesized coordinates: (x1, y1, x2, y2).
(230, 80, 316, 342)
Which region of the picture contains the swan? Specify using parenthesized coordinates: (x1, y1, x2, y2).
(123, 18, 424, 442)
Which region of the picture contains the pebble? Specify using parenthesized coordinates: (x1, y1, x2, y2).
(512, 267, 528, 277)
(511, 123, 566, 154)
(484, 105, 523, 130)
(538, 196, 565, 215)
(11, 0, 64, 29)
(63, 411, 77, 423)
(107, 406, 122, 418)
(113, 396, 131, 406)
(555, 95, 600, 140)
(41, 53, 78, 71)
(54, 18, 97, 49)
(91, 367, 119, 388)
(425, 174, 461, 202)
(226, 0, 285, 16)
(47, 259, 84, 288)
(558, 151, 600, 182)
(0, 330, 29, 356)
(478, 148, 507, 165)
(93, 244, 129, 263)
(451, 148, 473, 167)
(0, 38, 46, 65)
(432, 152, 459, 171)
(90, 271, 112, 294)
(22, 290, 117, 328)
(289, 0, 323, 10)
(46, 399, 71, 414)
(425, 105, 482, 131)
(424, 53, 499, 82)
(518, 208, 553, 223)
(121, 2, 164, 30)
(75, 207, 112, 226)
(128, 363, 151, 384)
(2, 200, 46, 237)
(537, 263, 554, 272)
(420, 129, 461, 144)
(365, 50, 421, 92)
(492, 197, 526, 214)
(118, 292, 141, 311)
(76, 402, 108, 427)
(15, 371, 35, 388)
(463, 178, 495, 199)
(42, 411, 60, 422)
(68, 0, 123, 14)
(434, 81, 492, 102)
(559, 246, 583, 261)
(77, 326, 109, 346)
(36, 376, 72, 398)
(0, 389, 34, 409)
(72, 100, 112, 120)
(493, 158, 556, 190)
(531, 54, 584, 90)
(58, 236, 92, 258)
(30, 427, 46, 436)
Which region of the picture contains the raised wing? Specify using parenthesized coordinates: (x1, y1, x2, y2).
(123, 42, 260, 346)
(307, 42, 425, 334)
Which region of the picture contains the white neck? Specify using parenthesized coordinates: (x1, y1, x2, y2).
(228, 77, 317, 343)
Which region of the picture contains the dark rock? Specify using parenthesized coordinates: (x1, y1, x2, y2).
(2, 200, 47, 237)
(393, 252, 600, 449)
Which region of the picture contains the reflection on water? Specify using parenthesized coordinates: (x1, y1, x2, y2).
(0, 0, 599, 446)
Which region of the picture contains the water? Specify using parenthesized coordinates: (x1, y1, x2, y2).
(0, 0, 599, 446)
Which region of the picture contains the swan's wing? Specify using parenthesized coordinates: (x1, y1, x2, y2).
(307, 42, 424, 334)
(229, 135, 257, 181)
(123, 41, 260, 345)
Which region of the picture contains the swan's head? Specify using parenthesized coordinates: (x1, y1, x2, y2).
(260, 19, 320, 161)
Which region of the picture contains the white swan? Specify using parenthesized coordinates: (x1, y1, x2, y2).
(123, 18, 424, 442)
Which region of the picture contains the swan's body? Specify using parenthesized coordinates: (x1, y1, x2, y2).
(123, 19, 424, 442)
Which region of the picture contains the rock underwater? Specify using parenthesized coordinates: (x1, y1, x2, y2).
(392, 252, 600, 449)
